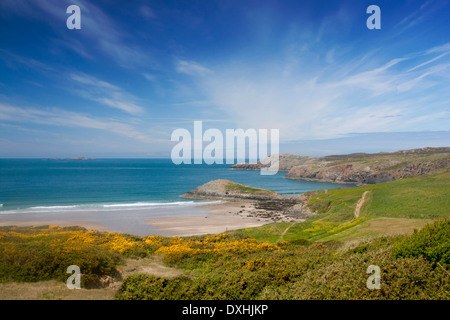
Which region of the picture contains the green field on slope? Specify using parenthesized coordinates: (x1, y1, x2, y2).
(235, 171, 450, 243)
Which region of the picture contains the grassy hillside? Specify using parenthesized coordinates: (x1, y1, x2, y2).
(235, 171, 450, 243)
(309, 171, 449, 219)
(116, 220, 450, 300)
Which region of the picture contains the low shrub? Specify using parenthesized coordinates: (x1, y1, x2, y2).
(117, 234, 450, 300)
(0, 226, 123, 287)
(392, 219, 450, 269)
(116, 274, 200, 300)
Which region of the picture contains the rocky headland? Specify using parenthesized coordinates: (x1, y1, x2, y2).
(231, 147, 450, 185)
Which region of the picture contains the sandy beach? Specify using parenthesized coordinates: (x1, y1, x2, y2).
(0, 200, 301, 237)
(145, 200, 275, 236)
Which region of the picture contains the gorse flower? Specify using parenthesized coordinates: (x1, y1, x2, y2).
(154, 233, 282, 263)
(0, 228, 281, 264)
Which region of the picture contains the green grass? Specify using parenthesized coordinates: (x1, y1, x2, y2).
(234, 171, 450, 244)
(308, 170, 450, 219)
(225, 183, 275, 195)
(366, 172, 450, 218)
(307, 187, 365, 222)
(230, 218, 368, 244)
(236, 223, 293, 243)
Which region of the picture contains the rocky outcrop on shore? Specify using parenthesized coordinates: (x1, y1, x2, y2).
(181, 179, 315, 220)
(231, 147, 450, 185)
(181, 179, 279, 200)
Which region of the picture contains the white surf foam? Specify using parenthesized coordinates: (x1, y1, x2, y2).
(103, 201, 197, 208)
(0, 200, 222, 214)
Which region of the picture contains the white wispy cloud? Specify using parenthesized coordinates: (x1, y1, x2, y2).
(426, 43, 450, 54)
(70, 73, 144, 115)
(0, 49, 54, 72)
(0, 102, 155, 144)
(70, 73, 118, 90)
(333, 58, 408, 96)
(407, 52, 449, 72)
(176, 59, 213, 76)
(177, 45, 450, 141)
(143, 73, 156, 82)
(0, 0, 152, 69)
(392, 0, 445, 37)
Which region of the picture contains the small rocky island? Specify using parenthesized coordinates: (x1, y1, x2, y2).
(181, 179, 278, 200)
(181, 179, 315, 221)
(48, 157, 96, 161)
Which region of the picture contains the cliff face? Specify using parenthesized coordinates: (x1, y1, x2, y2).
(286, 163, 378, 184)
(230, 153, 317, 172)
(286, 154, 450, 185)
(231, 148, 450, 185)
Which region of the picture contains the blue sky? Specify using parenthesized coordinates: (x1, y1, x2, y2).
(0, 0, 449, 158)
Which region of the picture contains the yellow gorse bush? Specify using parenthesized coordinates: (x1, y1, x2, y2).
(302, 221, 335, 236)
(0, 228, 281, 263)
(0, 226, 145, 256)
(326, 217, 365, 234)
(155, 233, 282, 262)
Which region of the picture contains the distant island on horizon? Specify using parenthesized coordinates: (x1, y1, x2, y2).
(47, 157, 96, 161)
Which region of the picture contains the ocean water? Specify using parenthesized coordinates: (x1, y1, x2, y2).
(0, 158, 354, 213)
(0, 159, 356, 235)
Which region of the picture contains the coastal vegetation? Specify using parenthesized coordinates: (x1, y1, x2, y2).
(1, 220, 448, 299)
(235, 171, 449, 243)
(117, 221, 449, 300)
(224, 183, 276, 195)
(1, 219, 449, 299)
(0, 155, 448, 299)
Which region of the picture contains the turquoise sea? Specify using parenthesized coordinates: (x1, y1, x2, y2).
(0, 159, 353, 212)
(0, 159, 354, 235)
